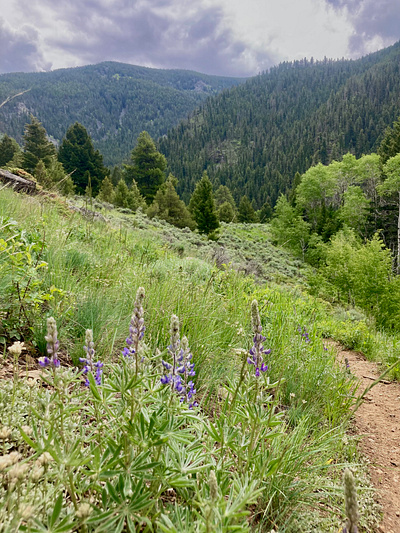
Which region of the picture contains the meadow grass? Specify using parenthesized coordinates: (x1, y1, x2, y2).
(0, 188, 382, 531)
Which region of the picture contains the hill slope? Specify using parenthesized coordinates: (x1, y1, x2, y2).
(0, 62, 243, 166)
(159, 41, 400, 206)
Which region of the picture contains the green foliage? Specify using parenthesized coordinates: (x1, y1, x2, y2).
(58, 122, 108, 195)
(113, 179, 130, 209)
(147, 175, 195, 229)
(0, 134, 19, 167)
(22, 116, 56, 173)
(238, 195, 258, 223)
(124, 131, 167, 204)
(189, 171, 220, 235)
(378, 114, 400, 165)
(218, 201, 236, 223)
(270, 195, 310, 258)
(97, 176, 115, 204)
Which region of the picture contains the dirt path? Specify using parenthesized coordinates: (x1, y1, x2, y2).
(331, 341, 400, 532)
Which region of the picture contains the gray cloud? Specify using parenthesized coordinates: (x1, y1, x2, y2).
(0, 18, 52, 73)
(326, 0, 400, 54)
(13, 0, 273, 76)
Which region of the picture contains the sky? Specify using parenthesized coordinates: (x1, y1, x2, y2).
(0, 0, 399, 77)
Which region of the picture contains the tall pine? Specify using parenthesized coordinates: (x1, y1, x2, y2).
(124, 131, 167, 205)
(22, 116, 56, 173)
(58, 122, 108, 195)
(189, 172, 219, 235)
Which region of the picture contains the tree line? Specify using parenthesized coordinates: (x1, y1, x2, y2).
(0, 117, 263, 236)
(270, 114, 400, 330)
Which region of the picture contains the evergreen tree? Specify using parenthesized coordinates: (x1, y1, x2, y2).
(127, 179, 146, 212)
(58, 122, 108, 195)
(238, 196, 258, 223)
(97, 176, 115, 204)
(378, 116, 400, 165)
(218, 201, 236, 223)
(257, 200, 273, 223)
(22, 116, 56, 173)
(34, 160, 52, 188)
(111, 165, 123, 186)
(47, 156, 75, 196)
(0, 134, 19, 167)
(113, 179, 130, 209)
(148, 174, 195, 229)
(124, 131, 167, 204)
(215, 185, 237, 208)
(189, 172, 219, 235)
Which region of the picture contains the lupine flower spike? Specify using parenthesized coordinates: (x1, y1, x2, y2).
(342, 469, 359, 533)
(298, 326, 311, 343)
(80, 329, 103, 386)
(248, 300, 270, 376)
(38, 317, 60, 368)
(123, 287, 145, 365)
(161, 315, 198, 408)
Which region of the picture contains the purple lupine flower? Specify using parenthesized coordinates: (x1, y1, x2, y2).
(248, 300, 270, 377)
(123, 287, 145, 368)
(39, 317, 61, 368)
(80, 330, 103, 386)
(298, 326, 311, 343)
(160, 319, 197, 408)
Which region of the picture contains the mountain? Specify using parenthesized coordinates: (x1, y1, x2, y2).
(0, 62, 244, 166)
(159, 41, 400, 206)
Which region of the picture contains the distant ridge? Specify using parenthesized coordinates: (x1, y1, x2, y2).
(159, 41, 400, 206)
(0, 61, 244, 166)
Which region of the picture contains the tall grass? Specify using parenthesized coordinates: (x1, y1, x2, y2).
(0, 188, 381, 531)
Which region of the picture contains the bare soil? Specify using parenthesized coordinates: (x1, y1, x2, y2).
(332, 341, 400, 533)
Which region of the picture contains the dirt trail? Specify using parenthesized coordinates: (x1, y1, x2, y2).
(332, 341, 400, 532)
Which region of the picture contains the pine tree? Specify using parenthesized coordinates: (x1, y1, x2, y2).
(127, 179, 146, 212)
(189, 172, 219, 234)
(22, 116, 56, 173)
(124, 131, 167, 204)
(47, 156, 75, 196)
(238, 196, 258, 223)
(378, 116, 400, 165)
(34, 160, 52, 188)
(218, 201, 236, 223)
(0, 135, 19, 167)
(148, 174, 195, 229)
(97, 176, 115, 204)
(58, 122, 108, 195)
(113, 179, 130, 209)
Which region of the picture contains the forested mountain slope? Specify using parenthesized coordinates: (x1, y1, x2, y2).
(159, 41, 400, 206)
(0, 62, 243, 166)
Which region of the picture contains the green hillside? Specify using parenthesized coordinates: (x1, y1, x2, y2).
(0, 62, 243, 166)
(159, 41, 400, 206)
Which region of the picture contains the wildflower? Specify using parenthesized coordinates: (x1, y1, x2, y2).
(0, 427, 12, 441)
(298, 326, 311, 343)
(8, 341, 26, 356)
(343, 469, 359, 533)
(0, 455, 12, 471)
(248, 300, 270, 376)
(9, 451, 22, 464)
(79, 329, 103, 386)
(8, 462, 29, 481)
(21, 425, 33, 436)
(76, 502, 93, 519)
(123, 287, 145, 359)
(37, 452, 53, 466)
(19, 505, 35, 520)
(209, 470, 218, 501)
(160, 317, 198, 408)
(39, 317, 60, 368)
(31, 466, 44, 482)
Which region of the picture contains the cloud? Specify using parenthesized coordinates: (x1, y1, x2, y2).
(0, 17, 52, 73)
(12, 0, 270, 76)
(326, 0, 400, 54)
